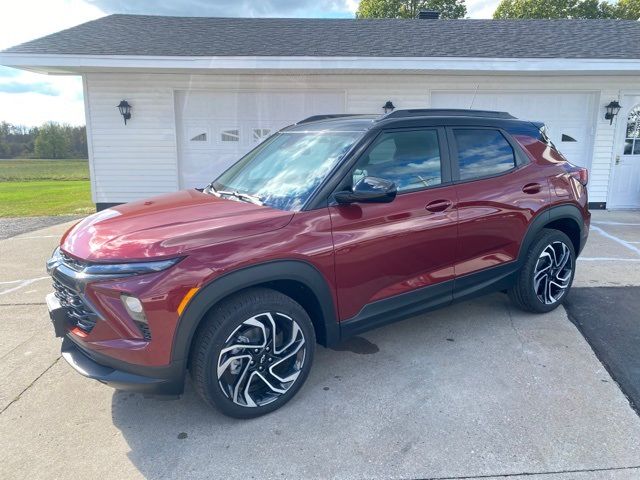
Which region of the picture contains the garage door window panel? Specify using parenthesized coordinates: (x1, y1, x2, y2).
(221, 129, 240, 143)
(452, 129, 517, 181)
(351, 129, 444, 193)
(253, 128, 272, 144)
(185, 126, 211, 148)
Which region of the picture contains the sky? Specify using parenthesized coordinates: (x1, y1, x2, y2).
(0, 0, 500, 127)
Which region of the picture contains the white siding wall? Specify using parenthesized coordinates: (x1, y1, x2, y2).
(592, 87, 620, 205)
(84, 72, 639, 205)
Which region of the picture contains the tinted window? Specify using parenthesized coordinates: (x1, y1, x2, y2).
(454, 129, 516, 180)
(352, 129, 442, 191)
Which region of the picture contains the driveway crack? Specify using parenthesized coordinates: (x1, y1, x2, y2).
(506, 303, 534, 368)
(419, 464, 640, 479)
(0, 302, 46, 306)
(0, 355, 61, 415)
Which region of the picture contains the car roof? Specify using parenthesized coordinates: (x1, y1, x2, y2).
(284, 116, 378, 133)
(284, 109, 535, 133)
(382, 109, 516, 120)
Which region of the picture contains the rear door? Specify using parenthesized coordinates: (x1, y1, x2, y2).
(447, 126, 551, 296)
(330, 127, 458, 321)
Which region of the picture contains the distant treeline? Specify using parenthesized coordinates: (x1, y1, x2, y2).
(0, 121, 88, 159)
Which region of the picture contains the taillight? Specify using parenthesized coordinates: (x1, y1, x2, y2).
(567, 165, 588, 186)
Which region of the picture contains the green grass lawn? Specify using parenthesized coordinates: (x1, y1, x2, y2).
(0, 159, 94, 217)
(0, 159, 90, 181)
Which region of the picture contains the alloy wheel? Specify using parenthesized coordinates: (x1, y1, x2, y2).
(533, 241, 573, 305)
(217, 312, 306, 408)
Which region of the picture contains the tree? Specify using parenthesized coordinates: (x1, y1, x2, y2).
(0, 121, 87, 158)
(615, 0, 640, 19)
(34, 122, 71, 159)
(493, 0, 640, 19)
(356, 0, 467, 19)
(69, 126, 88, 158)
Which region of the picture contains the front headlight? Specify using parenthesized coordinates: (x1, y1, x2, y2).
(82, 258, 182, 275)
(47, 246, 182, 278)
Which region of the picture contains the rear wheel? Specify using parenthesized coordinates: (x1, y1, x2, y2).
(190, 288, 315, 418)
(508, 229, 575, 313)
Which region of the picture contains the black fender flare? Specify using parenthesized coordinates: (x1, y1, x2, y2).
(518, 204, 585, 264)
(170, 260, 340, 365)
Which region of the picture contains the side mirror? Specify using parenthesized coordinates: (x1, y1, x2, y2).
(334, 176, 397, 205)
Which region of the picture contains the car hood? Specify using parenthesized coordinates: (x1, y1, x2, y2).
(61, 190, 294, 261)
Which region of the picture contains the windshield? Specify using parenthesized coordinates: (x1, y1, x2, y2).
(211, 130, 362, 211)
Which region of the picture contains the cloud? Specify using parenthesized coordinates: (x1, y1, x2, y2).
(0, 0, 102, 126)
(86, 0, 355, 17)
(0, 0, 105, 50)
(0, 90, 86, 126)
(0, 66, 21, 78)
(0, 71, 85, 125)
(0, 81, 60, 96)
(467, 0, 501, 18)
(86, 0, 499, 18)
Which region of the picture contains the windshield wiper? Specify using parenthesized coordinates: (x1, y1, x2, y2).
(207, 185, 264, 206)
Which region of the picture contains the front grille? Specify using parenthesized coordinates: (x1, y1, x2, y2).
(135, 321, 152, 341)
(52, 279, 98, 332)
(60, 251, 87, 272)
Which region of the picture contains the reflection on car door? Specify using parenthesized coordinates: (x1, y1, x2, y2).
(448, 127, 550, 297)
(330, 127, 458, 324)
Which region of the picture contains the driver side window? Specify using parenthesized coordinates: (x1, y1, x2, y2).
(352, 129, 442, 192)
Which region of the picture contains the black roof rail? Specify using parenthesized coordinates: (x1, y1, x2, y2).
(380, 109, 516, 120)
(296, 114, 369, 125)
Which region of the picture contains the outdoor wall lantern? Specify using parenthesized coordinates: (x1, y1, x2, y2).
(604, 100, 621, 125)
(383, 100, 395, 114)
(117, 100, 132, 125)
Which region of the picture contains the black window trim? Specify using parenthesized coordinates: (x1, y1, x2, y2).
(327, 126, 453, 203)
(446, 126, 529, 185)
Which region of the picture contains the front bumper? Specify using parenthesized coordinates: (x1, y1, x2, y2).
(61, 337, 184, 395)
(47, 292, 185, 395)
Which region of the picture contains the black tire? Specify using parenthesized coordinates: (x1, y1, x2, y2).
(189, 287, 315, 418)
(508, 229, 576, 313)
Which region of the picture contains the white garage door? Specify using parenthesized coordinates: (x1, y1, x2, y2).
(431, 91, 597, 168)
(176, 90, 345, 188)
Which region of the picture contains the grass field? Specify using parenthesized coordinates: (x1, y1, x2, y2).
(0, 159, 94, 217)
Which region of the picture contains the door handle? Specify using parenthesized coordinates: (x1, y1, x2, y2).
(425, 199, 452, 213)
(522, 183, 542, 194)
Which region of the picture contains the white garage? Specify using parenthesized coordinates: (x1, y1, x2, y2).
(175, 91, 345, 188)
(2, 15, 640, 209)
(431, 91, 598, 170)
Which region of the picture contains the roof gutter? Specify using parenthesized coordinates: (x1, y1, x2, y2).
(2, 53, 640, 75)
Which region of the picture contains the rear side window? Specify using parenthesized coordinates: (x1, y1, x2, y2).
(453, 129, 516, 181)
(353, 129, 442, 192)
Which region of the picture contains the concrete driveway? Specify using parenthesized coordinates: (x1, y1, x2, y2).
(1, 211, 640, 480)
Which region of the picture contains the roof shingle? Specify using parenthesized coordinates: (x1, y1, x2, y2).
(3, 15, 640, 59)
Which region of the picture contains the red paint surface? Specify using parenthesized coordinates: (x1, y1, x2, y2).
(59, 134, 589, 367)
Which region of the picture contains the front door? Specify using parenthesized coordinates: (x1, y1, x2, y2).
(330, 127, 458, 321)
(609, 95, 640, 209)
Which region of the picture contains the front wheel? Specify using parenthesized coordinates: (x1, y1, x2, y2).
(190, 288, 315, 418)
(508, 229, 575, 313)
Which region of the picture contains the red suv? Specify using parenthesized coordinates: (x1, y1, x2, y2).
(46, 109, 590, 418)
